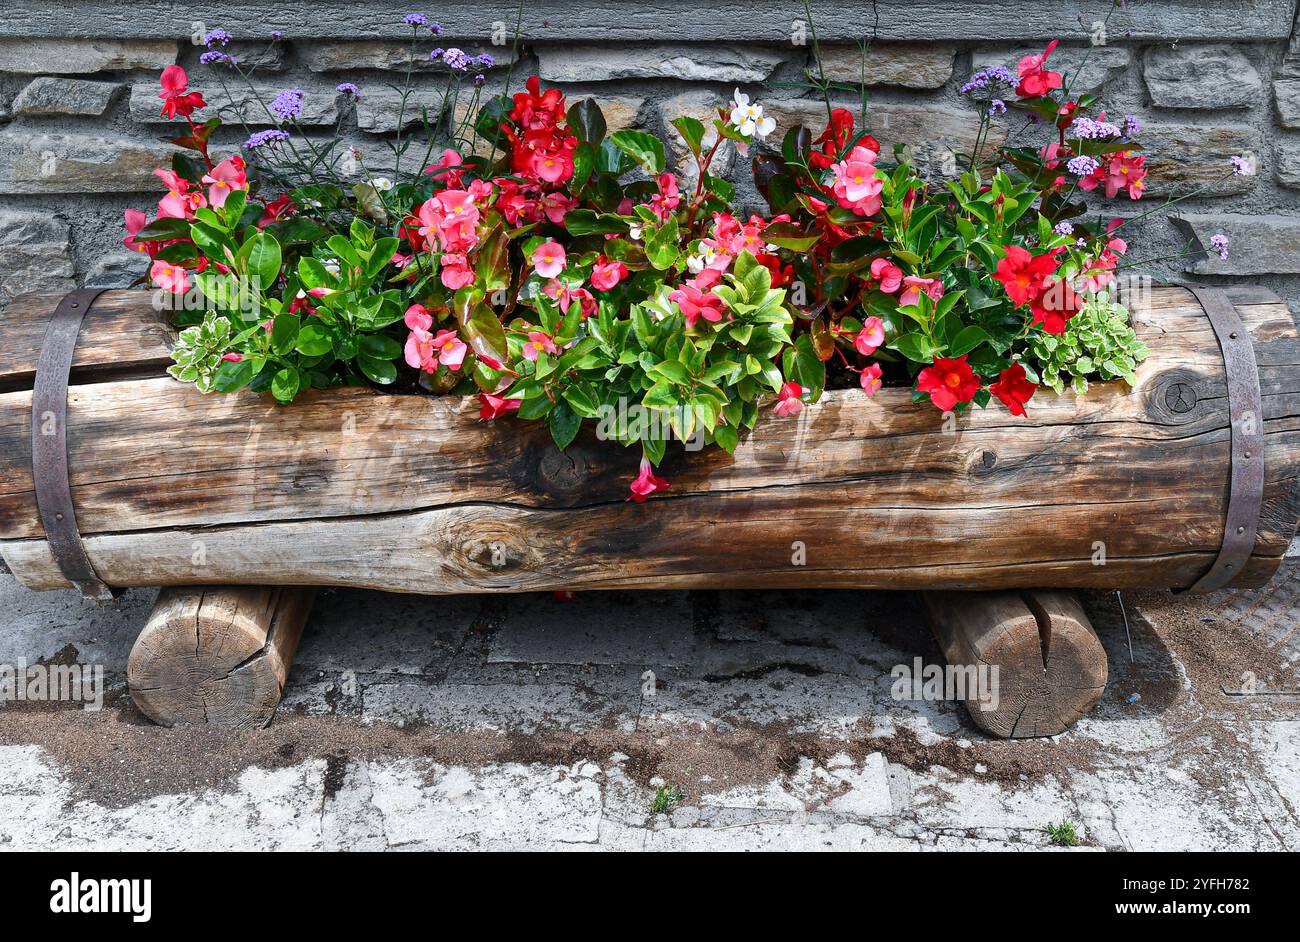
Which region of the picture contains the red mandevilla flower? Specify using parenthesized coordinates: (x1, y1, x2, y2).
(994, 245, 1058, 307)
(627, 459, 670, 503)
(916, 356, 982, 412)
(989, 363, 1037, 416)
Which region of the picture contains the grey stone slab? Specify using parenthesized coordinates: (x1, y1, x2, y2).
(5, 3, 1293, 41)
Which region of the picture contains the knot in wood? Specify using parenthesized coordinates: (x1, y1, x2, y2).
(1164, 382, 1197, 414)
(464, 536, 526, 571)
(535, 446, 590, 495)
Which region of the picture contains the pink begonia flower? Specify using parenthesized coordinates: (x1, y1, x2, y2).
(668, 282, 726, 328)
(478, 391, 522, 421)
(532, 241, 566, 279)
(647, 172, 681, 222)
(854, 316, 886, 356)
(627, 458, 670, 503)
(859, 362, 883, 396)
(124, 209, 150, 254)
(150, 259, 189, 294)
(543, 280, 596, 319)
(405, 328, 435, 372)
(542, 192, 579, 225)
(870, 258, 903, 293)
(404, 304, 433, 331)
(830, 145, 883, 217)
(439, 253, 475, 290)
(774, 381, 805, 418)
(590, 256, 628, 292)
(202, 154, 248, 210)
(154, 168, 202, 220)
(431, 329, 467, 370)
(522, 330, 559, 362)
(898, 276, 945, 308)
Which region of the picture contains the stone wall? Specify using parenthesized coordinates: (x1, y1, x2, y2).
(1, 1, 1298, 314)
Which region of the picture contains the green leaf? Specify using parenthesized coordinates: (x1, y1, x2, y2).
(359, 334, 402, 361)
(271, 367, 301, 402)
(761, 221, 819, 252)
(568, 98, 607, 148)
(212, 356, 260, 393)
(547, 399, 582, 451)
(357, 353, 397, 385)
(672, 116, 706, 155)
(242, 231, 282, 292)
(135, 216, 193, 242)
(270, 313, 300, 356)
(295, 323, 333, 356)
(948, 325, 991, 357)
(609, 129, 666, 176)
(649, 359, 693, 386)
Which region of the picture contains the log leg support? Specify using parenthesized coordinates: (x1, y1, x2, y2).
(127, 586, 315, 729)
(922, 589, 1108, 739)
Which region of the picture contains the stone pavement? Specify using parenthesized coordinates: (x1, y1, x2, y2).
(0, 568, 1297, 851)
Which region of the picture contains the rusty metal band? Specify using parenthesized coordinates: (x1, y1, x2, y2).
(1186, 286, 1266, 593)
(31, 288, 116, 602)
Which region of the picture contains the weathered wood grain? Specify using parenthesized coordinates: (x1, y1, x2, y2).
(0, 290, 175, 390)
(0, 285, 1296, 593)
(127, 585, 315, 728)
(923, 589, 1108, 738)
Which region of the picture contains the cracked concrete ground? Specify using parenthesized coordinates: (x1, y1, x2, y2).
(1, 566, 1298, 851)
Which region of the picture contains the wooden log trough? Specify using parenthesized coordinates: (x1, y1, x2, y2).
(0, 285, 1296, 733)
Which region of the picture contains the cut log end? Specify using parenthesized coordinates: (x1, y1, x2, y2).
(127, 586, 315, 729)
(923, 589, 1108, 739)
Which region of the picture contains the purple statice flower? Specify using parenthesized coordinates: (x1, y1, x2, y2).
(430, 22, 444, 35)
(441, 47, 473, 71)
(336, 82, 361, 98)
(988, 98, 1007, 116)
(475, 52, 495, 68)
(1209, 233, 1230, 260)
(404, 13, 428, 27)
(1067, 155, 1101, 176)
(1122, 114, 1142, 137)
(960, 70, 990, 95)
(1072, 116, 1121, 139)
(270, 87, 305, 121)
(200, 51, 234, 66)
(1054, 221, 1075, 236)
(270, 30, 283, 41)
(429, 47, 444, 60)
(204, 28, 232, 48)
(1231, 154, 1254, 176)
(244, 129, 290, 150)
(985, 65, 1014, 83)
(474, 73, 486, 86)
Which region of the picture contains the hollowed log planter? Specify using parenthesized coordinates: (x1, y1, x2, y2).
(0, 285, 1296, 735)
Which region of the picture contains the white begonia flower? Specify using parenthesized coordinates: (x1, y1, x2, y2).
(687, 254, 705, 274)
(323, 258, 341, 276)
(371, 176, 394, 191)
(728, 89, 777, 141)
(628, 224, 644, 241)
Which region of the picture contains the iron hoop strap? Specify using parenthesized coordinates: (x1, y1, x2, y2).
(1186, 285, 1266, 593)
(30, 287, 116, 602)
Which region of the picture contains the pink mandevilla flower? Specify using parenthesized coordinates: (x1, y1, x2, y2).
(774, 382, 805, 418)
(627, 458, 670, 503)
